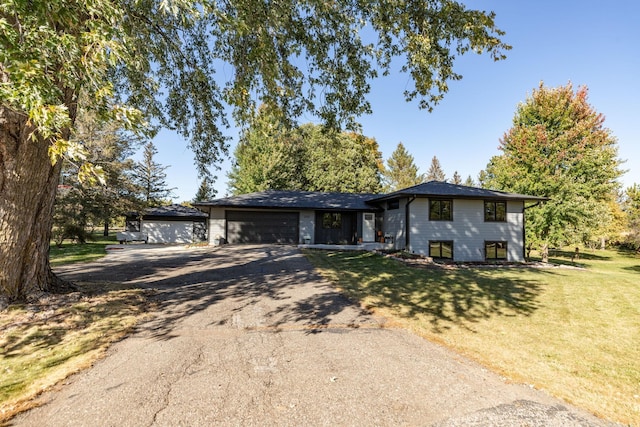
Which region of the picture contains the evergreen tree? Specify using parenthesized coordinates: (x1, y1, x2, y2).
(194, 177, 218, 202)
(452, 171, 462, 185)
(425, 156, 446, 182)
(484, 83, 624, 261)
(383, 143, 423, 191)
(464, 175, 476, 187)
(132, 142, 176, 206)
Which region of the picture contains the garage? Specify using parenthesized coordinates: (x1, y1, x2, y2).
(226, 210, 299, 244)
(131, 204, 208, 244)
(142, 221, 195, 244)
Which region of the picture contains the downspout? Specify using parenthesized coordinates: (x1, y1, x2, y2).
(522, 201, 542, 261)
(405, 196, 417, 251)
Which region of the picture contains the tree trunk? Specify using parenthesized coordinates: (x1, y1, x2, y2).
(0, 107, 70, 301)
(541, 243, 549, 263)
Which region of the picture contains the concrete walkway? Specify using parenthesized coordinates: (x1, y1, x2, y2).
(13, 245, 613, 426)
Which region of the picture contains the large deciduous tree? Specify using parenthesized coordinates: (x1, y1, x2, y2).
(484, 83, 624, 261)
(383, 142, 423, 191)
(228, 112, 383, 194)
(1, 0, 509, 300)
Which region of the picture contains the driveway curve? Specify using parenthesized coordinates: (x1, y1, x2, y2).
(13, 244, 612, 426)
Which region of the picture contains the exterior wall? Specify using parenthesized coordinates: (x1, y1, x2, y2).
(208, 207, 226, 244)
(408, 199, 525, 262)
(383, 199, 407, 250)
(299, 210, 315, 244)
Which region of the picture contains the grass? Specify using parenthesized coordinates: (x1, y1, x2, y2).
(0, 283, 154, 422)
(49, 233, 116, 266)
(0, 233, 153, 422)
(304, 248, 640, 425)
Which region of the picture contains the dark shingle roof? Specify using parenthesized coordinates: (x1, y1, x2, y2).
(194, 183, 547, 211)
(143, 204, 208, 218)
(194, 190, 381, 211)
(367, 181, 548, 202)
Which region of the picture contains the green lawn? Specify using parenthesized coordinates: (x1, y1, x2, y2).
(49, 233, 116, 266)
(304, 248, 640, 425)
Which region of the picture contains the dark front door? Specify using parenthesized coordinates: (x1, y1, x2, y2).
(314, 211, 357, 244)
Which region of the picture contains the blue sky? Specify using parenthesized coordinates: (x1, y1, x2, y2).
(149, 0, 640, 202)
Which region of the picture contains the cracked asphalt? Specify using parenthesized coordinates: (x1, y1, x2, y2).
(12, 244, 614, 426)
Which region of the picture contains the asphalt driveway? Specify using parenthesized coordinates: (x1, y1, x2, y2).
(13, 245, 612, 426)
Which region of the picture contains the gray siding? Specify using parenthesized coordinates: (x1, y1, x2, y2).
(383, 199, 407, 250)
(208, 208, 226, 244)
(408, 199, 525, 262)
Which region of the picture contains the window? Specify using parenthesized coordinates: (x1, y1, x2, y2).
(485, 241, 508, 260)
(429, 241, 453, 259)
(387, 199, 400, 210)
(429, 199, 452, 221)
(484, 201, 506, 222)
(322, 213, 342, 229)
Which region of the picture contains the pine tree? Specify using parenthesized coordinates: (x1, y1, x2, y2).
(132, 142, 175, 206)
(383, 143, 423, 191)
(452, 171, 462, 185)
(464, 175, 476, 187)
(194, 177, 217, 202)
(425, 156, 446, 182)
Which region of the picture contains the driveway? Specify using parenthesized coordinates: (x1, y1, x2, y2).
(14, 245, 611, 426)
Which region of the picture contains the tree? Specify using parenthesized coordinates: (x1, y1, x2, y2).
(425, 156, 446, 182)
(1, 0, 509, 300)
(484, 83, 624, 261)
(452, 171, 462, 185)
(623, 184, 640, 250)
(132, 142, 175, 206)
(64, 107, 140, 236)
(383, 143, 423, 191)
(464, 175, 476, 187)
(228, 114, 383, 194)
(194, 177, 218, 202)
(301, 125, 383, 193)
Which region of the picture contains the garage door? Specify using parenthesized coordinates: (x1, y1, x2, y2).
(142, 221, 193, 244)
(226, 211, 299, 244)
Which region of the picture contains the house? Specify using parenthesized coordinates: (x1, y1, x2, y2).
(193, 181, 547, 262)
(122, 204, 208, 244)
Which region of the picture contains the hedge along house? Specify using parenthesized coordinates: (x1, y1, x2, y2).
(125, 204, 208, 244)
(194, 181, 547, 262)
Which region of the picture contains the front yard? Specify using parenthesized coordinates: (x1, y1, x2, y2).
(304, 248, 640, 426)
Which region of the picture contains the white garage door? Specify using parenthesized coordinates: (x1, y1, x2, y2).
(142, 221, 193, 244)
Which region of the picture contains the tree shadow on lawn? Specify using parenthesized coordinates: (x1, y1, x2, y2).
(314, 251, 554, 333)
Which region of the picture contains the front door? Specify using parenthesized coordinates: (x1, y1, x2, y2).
(315, 211, 356, 244)
(362, 212, 375, 242)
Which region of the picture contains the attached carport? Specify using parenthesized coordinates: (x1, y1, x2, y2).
(225, 210, 299, 244)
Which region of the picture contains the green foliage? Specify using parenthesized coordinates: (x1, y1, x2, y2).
(623, 184, 640, 250)
(228, 108, 383, 194)
(53, 107, 141, 239)
(484, 83, 624, 257)
(193, 177, 218, 202)
(1, 0, 510, 174)
(131, 142, 176, 206)
(383, 142, 423, 191)
(425, 155, 446, 182)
